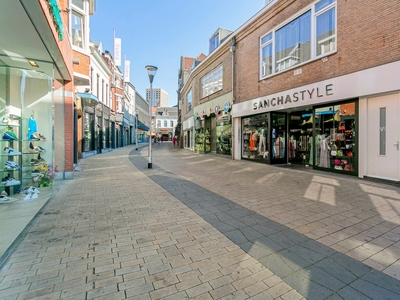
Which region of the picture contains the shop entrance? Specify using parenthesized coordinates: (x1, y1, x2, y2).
(271, 112, 287, 164)
(288, 110, 313, 166)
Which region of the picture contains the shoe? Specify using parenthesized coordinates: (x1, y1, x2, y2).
(29, 133, 40, 140)
(2, 118, 19, 126)
(6, 131, 17, 139)
(29, 142, 45, 152)
(27, 186, 40, 194)
(2, 174, 10, 183)
(37, 153, 45, 162)
(3, 132, 17, 141)
(38, 133, 46, 140)
(4, 147, 21, 156)
(5, 161, 21, 170)
(31, 169, 40, 177)
(24, 192, 38, 200)
(30, 159, 39, 165)
(4, 178, 21, 186)
(0, 194, 10, 201)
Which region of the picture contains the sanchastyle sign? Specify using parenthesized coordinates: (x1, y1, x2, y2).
(232, 80, 336, 118)
(253, 84, 333, 110)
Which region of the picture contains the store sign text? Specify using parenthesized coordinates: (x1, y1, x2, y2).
(253, 84, 333, 110)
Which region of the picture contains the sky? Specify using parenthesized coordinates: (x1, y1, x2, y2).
(89, 0, 266, 107)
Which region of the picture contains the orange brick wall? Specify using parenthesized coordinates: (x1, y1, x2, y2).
(73, 52, 90, 76)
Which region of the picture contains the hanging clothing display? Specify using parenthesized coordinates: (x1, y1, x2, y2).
(249, 131, 258, 151)
(28, 116, 37, 140)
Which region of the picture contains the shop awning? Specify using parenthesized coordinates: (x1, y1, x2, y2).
(77, 93, 99, 107)
(137, 120, 149, 131)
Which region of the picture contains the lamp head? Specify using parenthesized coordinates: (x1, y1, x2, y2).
(145, 65, 158, 83)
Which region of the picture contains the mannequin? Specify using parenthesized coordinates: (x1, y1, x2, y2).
(258, 123, 267, 152)
(249, 131, 258, 151)
(272, 128, 276, 157)
(274, 135, 283, 158)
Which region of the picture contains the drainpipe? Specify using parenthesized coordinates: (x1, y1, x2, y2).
(230, 37, 236, 160)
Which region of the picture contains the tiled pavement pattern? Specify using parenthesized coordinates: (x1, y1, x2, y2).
(0, 144, 399, 299)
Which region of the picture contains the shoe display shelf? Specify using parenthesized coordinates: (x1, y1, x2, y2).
(21, 136, 48, 189)
(0, 118, 22, 196)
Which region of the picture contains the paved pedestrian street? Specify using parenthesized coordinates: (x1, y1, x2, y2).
(1, 143, 400, 299)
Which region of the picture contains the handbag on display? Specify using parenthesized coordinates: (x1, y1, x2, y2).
(330, 144, 337, 156)
(334, 159, 341, 165)
(344, 164, 355, 172)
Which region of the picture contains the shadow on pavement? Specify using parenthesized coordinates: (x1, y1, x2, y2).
(129, 147, 400, 300)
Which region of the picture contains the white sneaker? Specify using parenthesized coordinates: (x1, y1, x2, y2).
(2, 117, 19, 126)
(4, 147, 21, 156)
(0, 194, 9, 201)
(5, 178, 21, 186)
(5, 161, 21, 169)
(27, 186, 40, 194)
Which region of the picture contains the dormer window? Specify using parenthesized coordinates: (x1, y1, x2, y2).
(209, 34, 219, 54)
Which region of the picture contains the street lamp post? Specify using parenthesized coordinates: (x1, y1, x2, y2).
(135, 109, 139, 151)
(145, 65, 157, 169)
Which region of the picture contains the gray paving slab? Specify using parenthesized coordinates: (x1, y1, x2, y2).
(0, 143, 400, 299)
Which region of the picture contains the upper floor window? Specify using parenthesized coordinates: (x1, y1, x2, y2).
(186, 89, 192, 113)
(72, 0, 84, 10)
(170, 121, 174, 128)
(260, 0, 336, 78)
(72, 12, 84, 48)
(164, 120, 168, 127)
(200, 65, 223, 98)
(209, 34, 219, 54)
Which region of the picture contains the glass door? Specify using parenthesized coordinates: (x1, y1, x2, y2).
(271, 112, 287, 164)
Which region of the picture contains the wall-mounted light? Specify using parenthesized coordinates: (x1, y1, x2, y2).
(28, 60, 39, 67)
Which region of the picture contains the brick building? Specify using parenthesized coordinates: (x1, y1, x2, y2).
(180, 0, 400, 181)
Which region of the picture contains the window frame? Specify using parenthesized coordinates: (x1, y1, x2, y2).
(200, 64, 223, 99)
(259, 0, 336, 79)
(71, 11, 85, 49)
(186, 89, 192, 113)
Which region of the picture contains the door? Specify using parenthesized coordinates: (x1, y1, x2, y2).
(367, 94, 400, 181)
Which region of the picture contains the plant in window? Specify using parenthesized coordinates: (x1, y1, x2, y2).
(33, 162, 56, 187)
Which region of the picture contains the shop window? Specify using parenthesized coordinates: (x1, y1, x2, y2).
(216, 121, 231, 155)
(242, 113, 269, 161)
(314, 102, 356, 173)
(84, 112, 94, 151)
